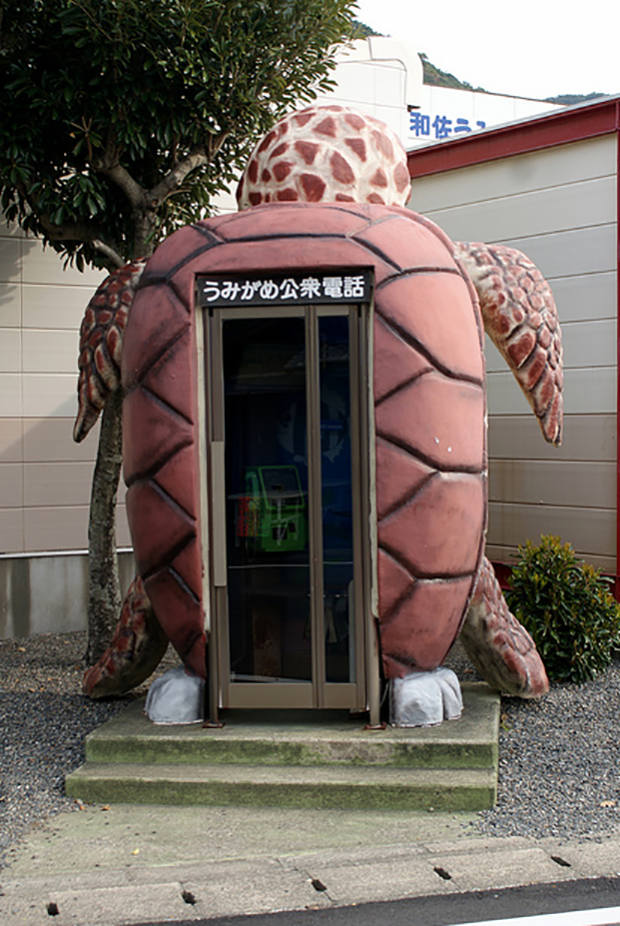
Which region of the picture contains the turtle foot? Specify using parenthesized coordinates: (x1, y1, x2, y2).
(460, 556, 549, 698)
(83, 575, 169, 699)
(145, 666, 205, 724)
(390, 667, 463, 727)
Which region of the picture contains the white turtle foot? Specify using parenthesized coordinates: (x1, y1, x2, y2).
(144, 666, 205, 724)
(389, 667, 462, 727)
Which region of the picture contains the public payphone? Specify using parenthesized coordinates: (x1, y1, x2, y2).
(199, 269, 373, 711)
(236, 465, 307, 554)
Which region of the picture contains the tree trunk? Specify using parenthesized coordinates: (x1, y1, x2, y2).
(85, 388, 124, 664)
(83, 213, 157, 667)
(132, 207, 157, 260)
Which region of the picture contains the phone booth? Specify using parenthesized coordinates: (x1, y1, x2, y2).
(122, 201, 486, 727)
(200, 266, 374, 714)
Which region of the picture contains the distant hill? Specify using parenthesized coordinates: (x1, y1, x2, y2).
(419, 53, 486, 91)
(543, 92, 607, 105)
(352, 20, 379, 38)
(353, 24, 487, 90)
(352, 23, 612, 101)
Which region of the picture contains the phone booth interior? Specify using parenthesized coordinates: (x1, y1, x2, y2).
(200, 271, 373, 713)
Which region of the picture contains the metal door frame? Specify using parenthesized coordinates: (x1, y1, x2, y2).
(203, 303, 372, 711)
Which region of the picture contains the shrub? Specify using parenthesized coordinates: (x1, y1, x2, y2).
(505, 535, 620, 684)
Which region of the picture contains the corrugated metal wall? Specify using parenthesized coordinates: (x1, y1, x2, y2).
(0, 222, 131, 556)
(409, 135, 618, 572)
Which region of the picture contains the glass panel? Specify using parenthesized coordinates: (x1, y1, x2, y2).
(319, 315, 355, 683)
(223, 317, 311, 682)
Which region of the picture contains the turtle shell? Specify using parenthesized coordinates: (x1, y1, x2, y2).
(122, 202, 487, 680)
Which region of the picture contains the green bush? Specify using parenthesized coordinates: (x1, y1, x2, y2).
(505, 535, 620, 684)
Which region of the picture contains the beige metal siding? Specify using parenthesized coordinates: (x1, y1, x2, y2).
(0, 222, 131, 556)
(417, 176, 616, 244)
(411, 135, 616, 212)
(410, 134, 618, 572)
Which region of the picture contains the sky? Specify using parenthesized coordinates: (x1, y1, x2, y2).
(354, 0, 620, 101)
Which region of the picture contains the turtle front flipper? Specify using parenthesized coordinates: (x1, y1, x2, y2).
(73, 258, 147, 443)
(460, 556, 549, 698)
(83, 576, 169, 699)
(454, 241, 563, 446)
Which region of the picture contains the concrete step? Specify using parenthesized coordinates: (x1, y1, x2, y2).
(83, 683, 499, 771)
(65, 760, 498, 811)
(66, 683, 499, 811)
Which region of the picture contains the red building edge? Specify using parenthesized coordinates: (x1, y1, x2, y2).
(407, 96, 620, 597)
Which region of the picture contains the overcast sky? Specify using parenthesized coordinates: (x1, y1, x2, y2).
(354, 0, 620, 101)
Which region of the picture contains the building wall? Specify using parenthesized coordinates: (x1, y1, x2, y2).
(0, 221, 132, 638)
(409, 134, 618, 572)
(314, 38, 418, 145)
(317, 41, 561, 152)
(409, 85, 561, 148)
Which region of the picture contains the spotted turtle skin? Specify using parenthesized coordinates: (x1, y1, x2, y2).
(122, 202, 487, 680)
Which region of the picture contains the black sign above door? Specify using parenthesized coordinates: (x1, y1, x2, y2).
(196, 269, 372, 308)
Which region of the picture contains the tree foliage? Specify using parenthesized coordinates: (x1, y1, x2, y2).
(0, 0, 357, 270)
(0, 0, 357, 667)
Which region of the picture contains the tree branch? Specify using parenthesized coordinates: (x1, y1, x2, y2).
(96, 160, 147, 210)
(14, 178, 104, 243)
(149, 134, 227, 205)
(149, 146, 209, 205)
(92, 126, 147, 210)
(93, 239, 124, 268)
(38, 213, 103, 243)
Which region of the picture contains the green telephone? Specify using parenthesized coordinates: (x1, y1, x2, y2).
(236, 465, 306, 553)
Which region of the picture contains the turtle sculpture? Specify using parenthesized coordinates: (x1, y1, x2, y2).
(76, 105, 562, 713)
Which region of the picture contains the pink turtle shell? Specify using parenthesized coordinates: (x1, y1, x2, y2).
(122, 202, 487, 681)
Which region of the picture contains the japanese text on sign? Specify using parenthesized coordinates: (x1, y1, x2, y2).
(196, 270, 372, 307)
(409, 112, 486, 140)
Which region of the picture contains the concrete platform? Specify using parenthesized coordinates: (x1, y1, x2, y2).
(65, 682, 499, 811)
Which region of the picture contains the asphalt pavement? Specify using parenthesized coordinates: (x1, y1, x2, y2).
(133, 878, 620, 926)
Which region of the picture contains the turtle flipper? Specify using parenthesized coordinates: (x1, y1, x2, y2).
(454, 241, 563, 446)
(75, 259, 154, 697)
(73, 258, 147, 443)
(460, 556, 548, 698)
(83, 575, 169, 699)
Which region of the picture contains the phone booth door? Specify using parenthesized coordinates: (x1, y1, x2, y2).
(207, 301, 370, 711)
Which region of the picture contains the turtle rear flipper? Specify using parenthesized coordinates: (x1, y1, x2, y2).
(460, 556, 549, 698)
(83, 575, 169, 699)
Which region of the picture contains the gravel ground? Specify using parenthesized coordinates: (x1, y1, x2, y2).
(1, 631, 620, 869)
(0, 631, 180, 869)
(476, 663, 620, 841)
(445, 643, 620, 841)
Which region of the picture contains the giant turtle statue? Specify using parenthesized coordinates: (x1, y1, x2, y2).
(76, 106, 562, 717)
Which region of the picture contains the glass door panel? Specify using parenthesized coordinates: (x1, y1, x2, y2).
(318, 316, 355, 684)
(223, 316, 311, 683)
(211, 305, 367, 711)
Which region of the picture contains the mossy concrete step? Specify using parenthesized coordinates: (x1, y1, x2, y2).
(83, 683, 499, 771)
(65, 761, 497, 811)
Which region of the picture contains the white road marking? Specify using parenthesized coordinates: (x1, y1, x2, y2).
(458, 908, 620, 926)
